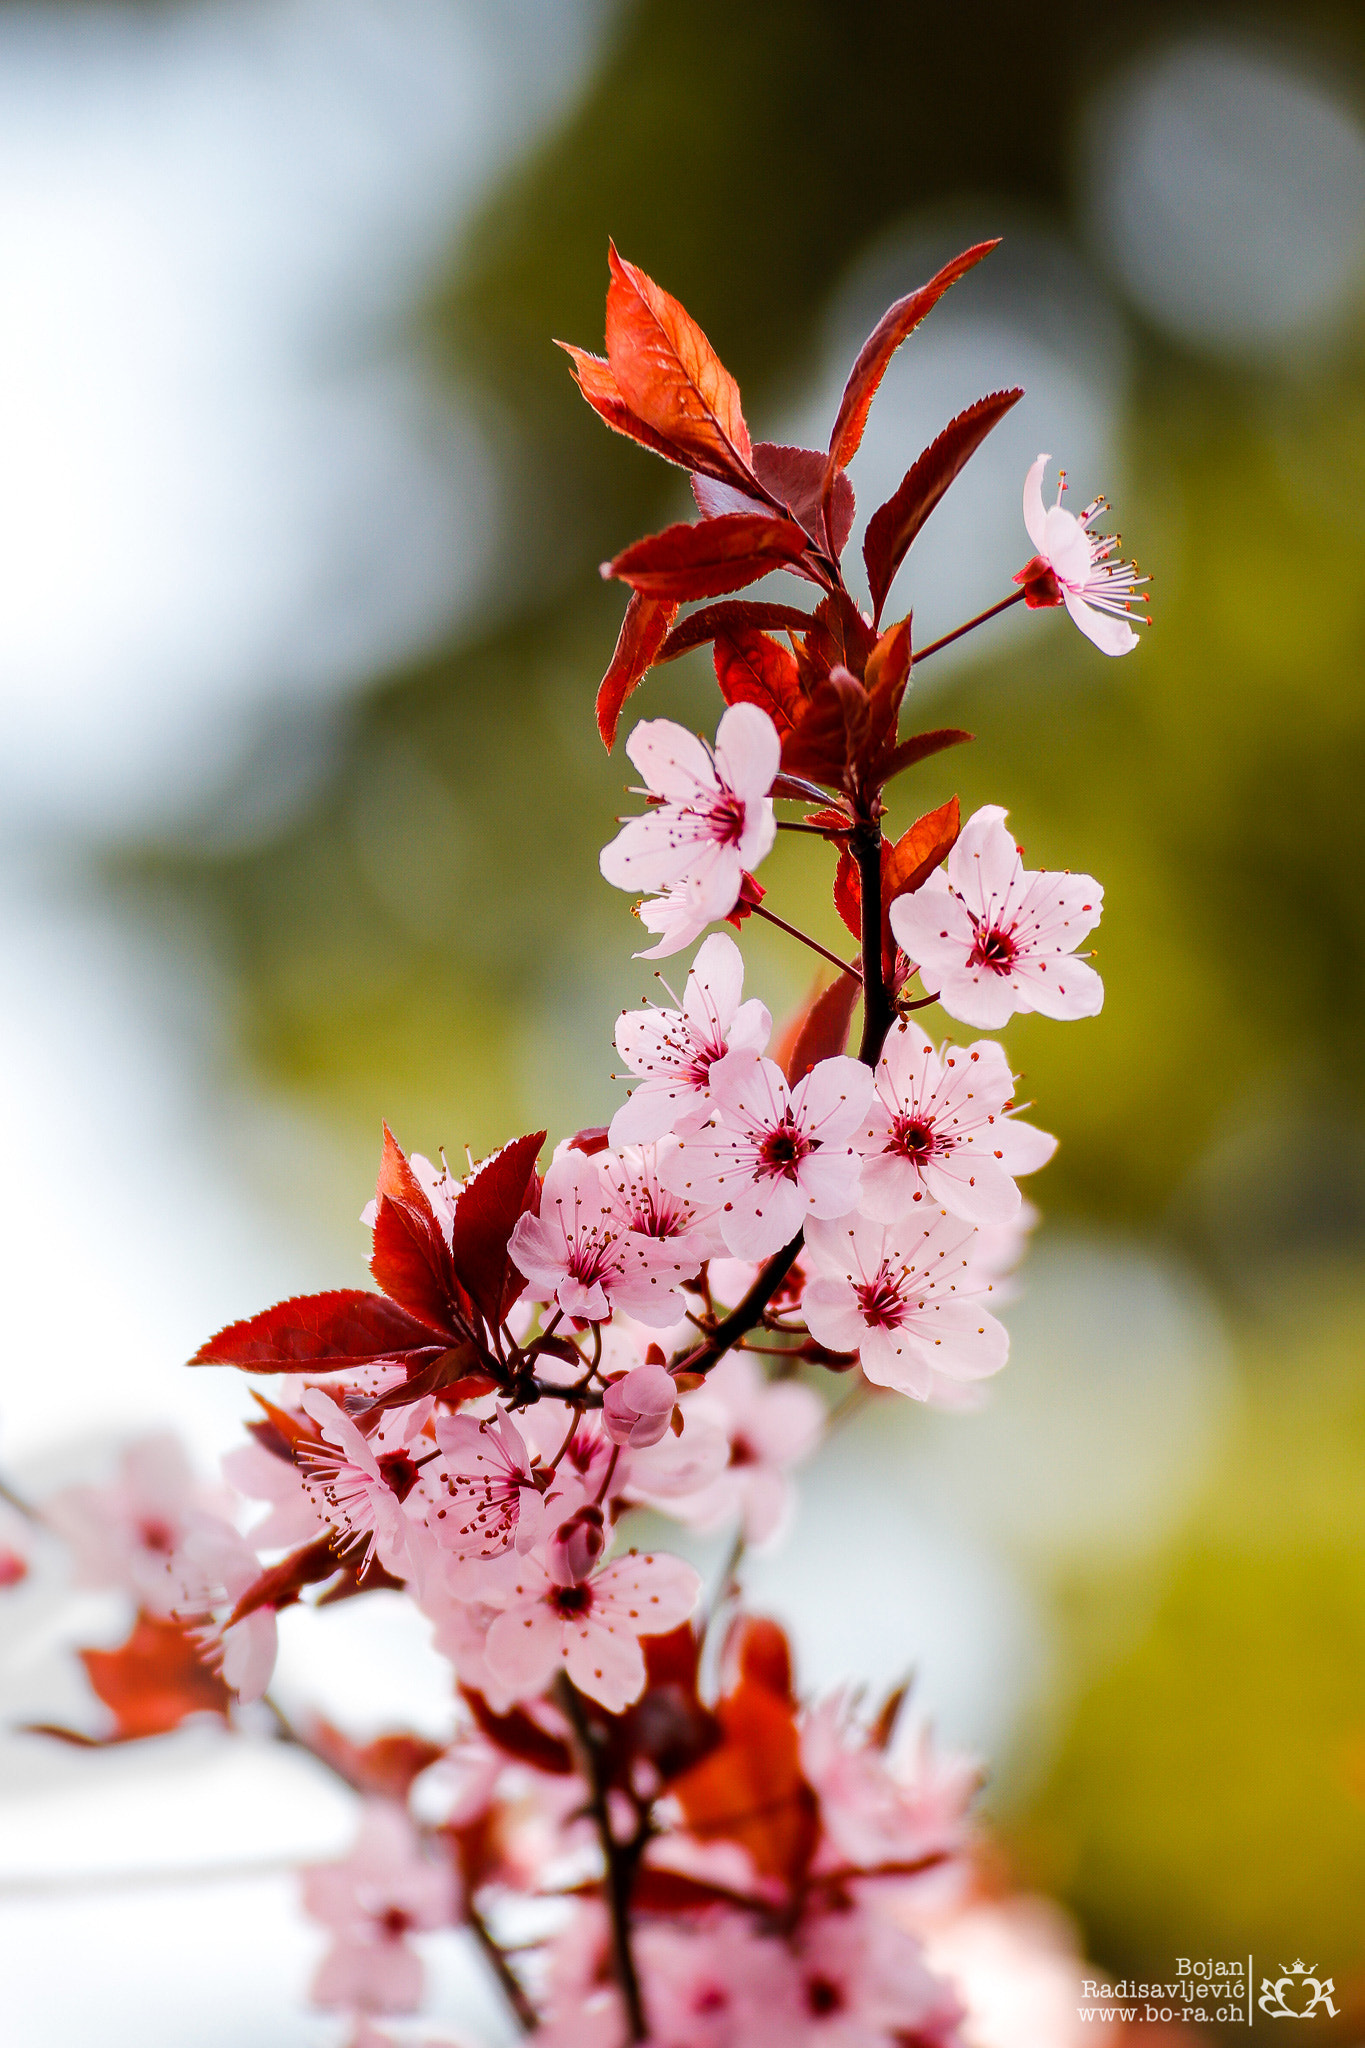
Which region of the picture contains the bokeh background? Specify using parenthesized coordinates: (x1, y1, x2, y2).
(2, 1, 1364, 2041)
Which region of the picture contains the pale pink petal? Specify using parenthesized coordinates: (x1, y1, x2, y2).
(220, 1610, 277, 1704)
(623, 717, 716, 801)
(800, 1279, 868, 1355)
(593, 1552, 702, 1637)
(1041, 501, 1092, 588)
(790, 1054, 875, 1141)
(635, 886, 713, 959)
(993, 1116, 1057, 1176)
(1022, 453, 1050, 553)
(685, 930, 747, 1028)
(712, 701, 781, 805)
(312, 1938, 422, 2015)
(1009, 949, 1105, 1020)
(945, 803, 1018, 917)
(563, 1620, 647, 1712)
(485, 1601, 566, 1699)
(1063, 586, 1139, 655)
(920, 1150, 1021, 1226)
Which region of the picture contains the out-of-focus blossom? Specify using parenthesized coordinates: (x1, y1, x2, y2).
(1015, 454, 1148, 656)
(600, 707, 781, 958)
(916, 1897, 1096, 2048)
(641, 1351, 825, 1546)
(801, 1696, 978, 1876)
(45, 1434, 222, 1615)
(610, 931, 772, 1147)
(802, 1212, 1009, 1401)
(856, 1020, 1055, 1226)
(662, 1053, 873, 1260)
(221, 1435, 327, 1551)
(302, 1802, 456, 2015)
(890, 807, 1103, 1031)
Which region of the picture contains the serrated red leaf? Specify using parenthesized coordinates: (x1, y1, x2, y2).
(797, 591, 877, 691)
(863, 388, 1022, 622)
(557, 343, 693, 468)
(657, 600, 816, 663)
(780, 665, 869, 786)
(833, 845, 866, 941)
(605, 515, 811, 602)
(884, 796, 960, 905)
(81, 1613, 231, 1741)
(858, 614, 914, 784)
(750, 443, 856, 556)
(882, 726, 974, 781)
(605, 245, 754, 488)
(776, 973, 862, 1086)
(671, 1662, 818, 1887)
(596, 591, 679, 750)
(189, 1290, 449, 1373)
(449, 1131, 546, 1327)
(824, 241, 999, 482)
(712, 629, 803, 732)
(370, 1127, 468, 1336)
(227, 1534, 340, 1626)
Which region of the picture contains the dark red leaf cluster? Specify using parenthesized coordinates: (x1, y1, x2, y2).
(570, 240, 1016, 769)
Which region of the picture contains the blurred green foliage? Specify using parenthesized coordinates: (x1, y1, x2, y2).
(139, 0, 1365, 1985)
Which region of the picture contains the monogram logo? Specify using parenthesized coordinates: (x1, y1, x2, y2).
(1259, 1962, 1339, 2020)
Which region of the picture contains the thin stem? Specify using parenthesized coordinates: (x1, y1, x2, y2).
(774, 819, 839, 836)
(468, 1901, 541, 2034)
(0, 1471, 39, 1522)
(555, 1675, 648, 2042)
(854, 821, 895, 1065)
(914, 588, 1025, 666)
(751, 903, 861, 982)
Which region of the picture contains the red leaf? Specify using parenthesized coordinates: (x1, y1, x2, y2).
(824, 241, 999, 480)
(884, 796, 960, 906)
(780, 665, 870, 786)
(882, 726, 974, 781)
(370, 1126, 468, 1336)
(597, 591, 679, 750)
(557, 344, 693, 468)
(863, 388, 1022, 622)
(605, 515, 810, 602)
(776, 973, 862, 1086)
(671, 1663, 818, 1888)
(306, 1719, 447, 1799)
(657, 600, 816, 663)
(713, 629, 803, 732)
(750, 443, 856, 555)
(797, 590, 877, 691)
(81, 1613, 231, 1742)
(449, 1131, 546, 1327)
(190, 1290, 449, 1373)
(604, 244, 754, 488)
(461, 1686, 574, 1775)
(858, 614, 914, 783)
(227, 1534, 341, 1626)
(833, 847, 864, 942)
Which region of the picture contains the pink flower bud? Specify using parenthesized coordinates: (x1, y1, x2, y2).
(546, 1504, 606, 1586)
(602, 1363, 677, 1449)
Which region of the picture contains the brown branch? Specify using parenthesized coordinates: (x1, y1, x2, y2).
(555, 1674, 648, 2042)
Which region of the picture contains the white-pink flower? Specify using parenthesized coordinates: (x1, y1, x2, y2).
(178, 1517, 279, 1704)
(44, 1433, 221, 1615)
(483, 1550, 701, 1713)
(601, 1138, 722, 1275)
(602, 1363, 678, 1448)
(802, 1211, 1009, 1400)
(600, 705, 780, 959)
(856, 1019, 1056, 1226)
(634, 1351, 825, 1546)
(610, 931, 771, 1146)
(889, 805, 1103, 1031)
(414, 1407, 547, 1563)
(221, 1434, 328, 1551)
(801, 1695, 977, 1876)
(510, 1151, 697, 1329)
(661, 1053, 873, 1260)
(302, 1802, 455, 2016)
(1019, 454, 1148, 656)
(299, 1390, 420, 1579)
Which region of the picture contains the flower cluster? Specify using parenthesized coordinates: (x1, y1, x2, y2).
(2, 239, 1136, 2047)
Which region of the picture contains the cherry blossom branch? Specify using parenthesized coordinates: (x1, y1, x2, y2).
(0, 1471, 38, 1521)
(913, 588, 1025, 666)
(555, 1674, 649, 2043)
(750, 903, 861, 981)
(854, 821, 895, 1065)
(468, 1902, 541, 2034)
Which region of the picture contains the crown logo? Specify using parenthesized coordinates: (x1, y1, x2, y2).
(1259, 1962, 1338, 2020)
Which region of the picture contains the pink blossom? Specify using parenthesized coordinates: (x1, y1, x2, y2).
(299, 1390, 421, 1579)
(414, 1407, 547, 1564)
(610, 931, 772, 1146)
(603, 1363, 678, 1449)
(636, 1352, 824, 1546)
(601, 1139, 722, 1277)
(743, 1904, 966, 2047)
(483, 1550, 700, 1713)
(44, 1433, 223, 1615)
(302, 1801, 455, 2016)
(889, 805, 1103, 1030)
(510, 1151, 697, 1329)
(600, 706, 780, 959)
(802, 1211, 1009, 1401)
(916, 1898, 1094, 2048)
(1017, 455, 1148, 656)
(801, 1696, 978, 1877)
(178, 1517, 279, 1704)
(221, 1434, 328, 1551)
(661, 1053, 873, 1260)
(855, 1020, 1056, 1226)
